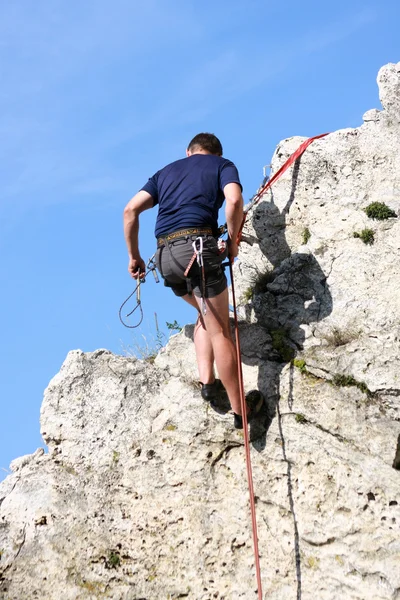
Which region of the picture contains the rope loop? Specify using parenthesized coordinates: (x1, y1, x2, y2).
(119, 254, 159, 329)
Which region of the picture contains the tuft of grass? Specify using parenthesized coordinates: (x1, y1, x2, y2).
(107, 551, 121, 569)
(77, 580, 105, 594)
(76, 579, 106, 594)
(307, 556, 320, 569)
(242, 287, 253, 303)
(323, 327, 360, 347)
(121, 312, 182, 360)
(241, 270, 275, 303)
(112, 450, 120, 465)
(364, 202, 397, 220)
(270, 329, 295, 362)
(164, 424, 177, 432)
(353, 229, 375, 245)
(292, 358, 307, 374)
(302, 227, 311, 244)
(332, 374, 372, 397)
(254, 270, 274, 293)
(295, 413, 307, 424)
(62, 464, 78, 476)
(121, 331, 161, 361)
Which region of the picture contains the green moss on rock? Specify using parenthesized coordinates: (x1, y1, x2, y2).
(271, 329, 295, 362)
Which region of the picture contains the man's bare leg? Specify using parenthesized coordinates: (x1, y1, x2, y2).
(192, 289, 242, 415)
(182, 294, 215, 385)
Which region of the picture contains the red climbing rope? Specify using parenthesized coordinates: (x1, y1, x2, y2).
(230, 132, 329, 597)
(229, 260, 263, 599)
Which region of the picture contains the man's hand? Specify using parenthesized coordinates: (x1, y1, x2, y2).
(128, 256, 146, 279)
(224, 182, 243, 262)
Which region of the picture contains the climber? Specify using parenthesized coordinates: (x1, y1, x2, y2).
(123, 133, 264, 428)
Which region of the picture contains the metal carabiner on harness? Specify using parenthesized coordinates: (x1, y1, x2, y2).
(147, 254, 160, 284)
(193, 237, 207, 316)
(192, 236, 204, 265)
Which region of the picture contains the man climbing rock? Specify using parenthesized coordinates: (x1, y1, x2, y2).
(123, 133, 263, 428)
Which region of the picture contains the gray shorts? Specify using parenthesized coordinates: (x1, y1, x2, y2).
(155, 235, 227, 298)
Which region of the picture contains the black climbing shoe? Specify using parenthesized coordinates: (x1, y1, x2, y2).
(234, 390, 265, 430)
(200, 379, 224, 402)
(234, 413, 243, 429)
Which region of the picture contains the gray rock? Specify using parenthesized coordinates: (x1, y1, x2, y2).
(1, 62, 400, 600)
(378, 61, 400, 123)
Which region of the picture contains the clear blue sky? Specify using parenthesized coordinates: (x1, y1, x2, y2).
(1, 0, 399, 479)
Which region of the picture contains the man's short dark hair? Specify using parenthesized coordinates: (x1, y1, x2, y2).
(187, 133, 223, 156)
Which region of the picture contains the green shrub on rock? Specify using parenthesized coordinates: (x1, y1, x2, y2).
(364, 202, 397, 220)
(353, 229, 375, 245)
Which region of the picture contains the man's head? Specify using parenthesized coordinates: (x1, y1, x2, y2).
(186, 133, 223, 157)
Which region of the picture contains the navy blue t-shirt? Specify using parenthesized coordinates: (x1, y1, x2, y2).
(140, 154, 242, 238)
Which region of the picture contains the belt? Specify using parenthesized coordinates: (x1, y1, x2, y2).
(157, 227, 213, 248)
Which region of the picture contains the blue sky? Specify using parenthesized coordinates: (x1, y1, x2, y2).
(1, 0, 399, 478)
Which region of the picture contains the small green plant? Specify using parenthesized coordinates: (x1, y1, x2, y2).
(242, 287, 254, 303)
(62, 464, 78, 476)
(154, 312, 166, 349)
(163, 424, 177, 432)
(295, 413, 307, 424)
(364, 202, 397, 220)
(302, 227, 311, 244)
(166, 320, 182, 333)
(332, 374, 372, 397)
(270, 329, 295, 362)
(307, 555, 320, 569)
(241, 270, 274, 302)
(333, 374, 356, 387)
(76, 579, 105, 593)
(112, 450, 120, 465)
(292, 358, 307, 374)
(107, 551, 120, 569)
(353, 229, 375, 245)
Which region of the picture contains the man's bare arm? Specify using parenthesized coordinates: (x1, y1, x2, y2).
(224, 182, 244, 259)
(123, 190, 154, 278)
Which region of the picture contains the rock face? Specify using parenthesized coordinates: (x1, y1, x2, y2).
(1, 63, 400, 600)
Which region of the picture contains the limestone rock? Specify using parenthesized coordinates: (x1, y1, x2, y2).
(1, 62, 400, 600)
(378, 61, 400, 123)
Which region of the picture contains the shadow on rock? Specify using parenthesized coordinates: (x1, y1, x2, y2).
(238, 158, 333, 599)
(240, 158, 333, 446)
